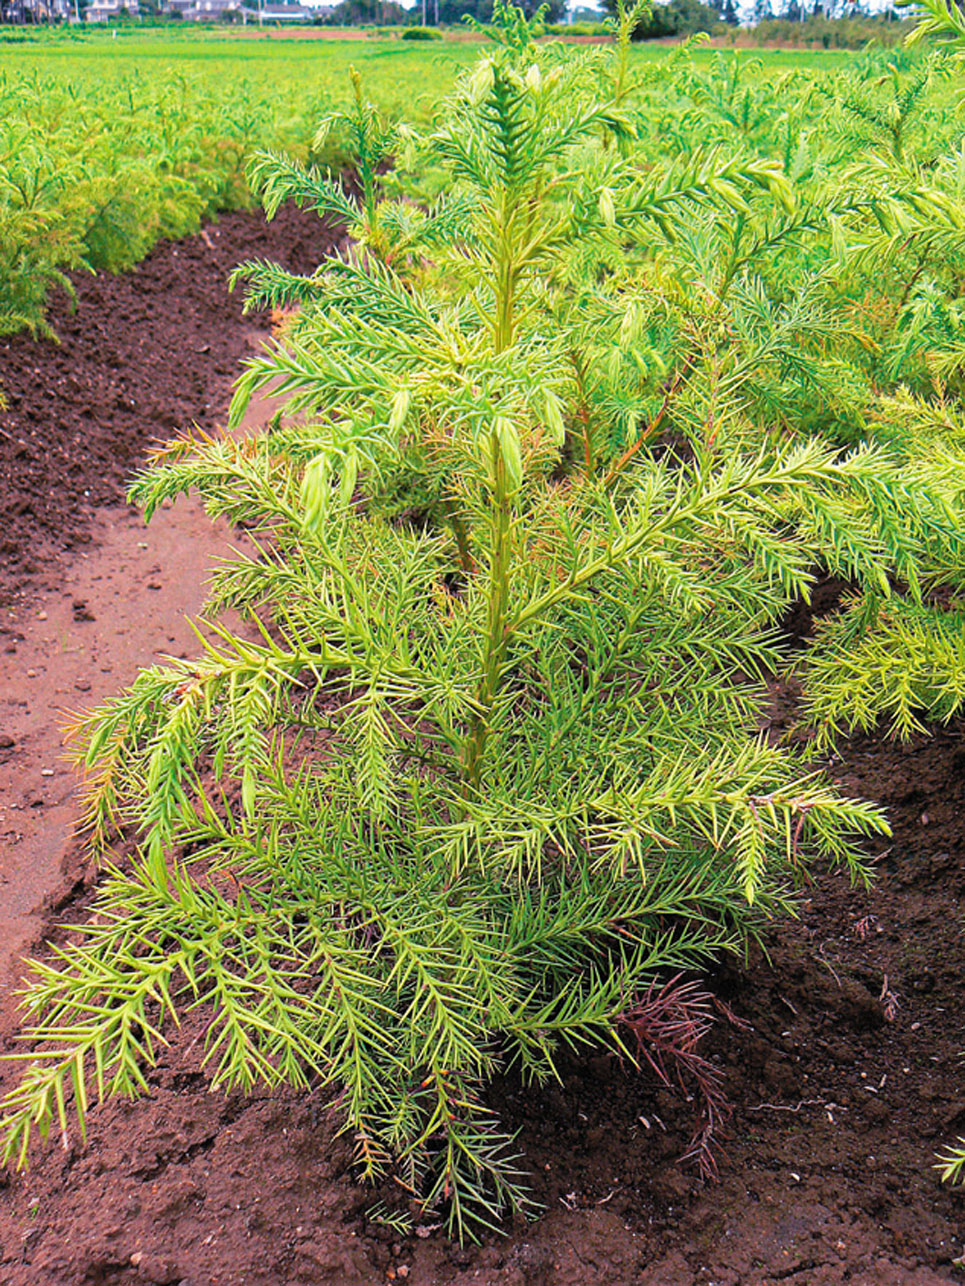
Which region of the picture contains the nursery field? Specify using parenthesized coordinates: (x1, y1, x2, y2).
(0, 30, 857, 343)
(1, 12, 965, 1285)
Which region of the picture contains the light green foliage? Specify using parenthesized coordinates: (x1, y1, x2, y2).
(802, 597, 965, 747)
(4, 16, 965, 1236)
(0, 67, 266, 331)
(905, 0, 965, 54)
(0, 35, 479, 336)
(0, 29, 877, 340)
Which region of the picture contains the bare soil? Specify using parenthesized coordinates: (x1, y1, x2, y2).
(0, 212, 963, 1286)
(0, 202, 328, 601)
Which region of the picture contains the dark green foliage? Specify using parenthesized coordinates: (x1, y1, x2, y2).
(601, 0, 722, 38)
(751, 15, 914, 50)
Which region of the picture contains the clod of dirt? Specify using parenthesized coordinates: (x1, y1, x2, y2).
(131, 1251, 182, 1285)
(71, 599, 95, 622)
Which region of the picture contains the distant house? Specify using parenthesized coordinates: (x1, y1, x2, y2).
(85, 0, 139, 19)
(244, 1, 313, 18)
(0, 0, 71, 19)
(165, 0, 242, 16)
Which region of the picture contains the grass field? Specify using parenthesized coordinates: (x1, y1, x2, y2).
(3, 28, 859, 90)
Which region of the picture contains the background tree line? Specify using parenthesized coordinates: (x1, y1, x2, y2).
(322, 0, 911, 42)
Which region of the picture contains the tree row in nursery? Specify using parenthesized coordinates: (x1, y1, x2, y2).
(0, 43, 446, 341)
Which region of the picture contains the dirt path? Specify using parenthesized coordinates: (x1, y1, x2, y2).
(0, 203, 332, 601)
(0, 201, 334, 1011)
(0, 371, 276, 1002)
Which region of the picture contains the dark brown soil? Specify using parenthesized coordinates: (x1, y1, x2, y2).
(0, 213, 963, 1285)
(0, 202, 333, 606)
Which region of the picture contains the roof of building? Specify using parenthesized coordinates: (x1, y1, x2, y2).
(245, 2, 313, 13)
